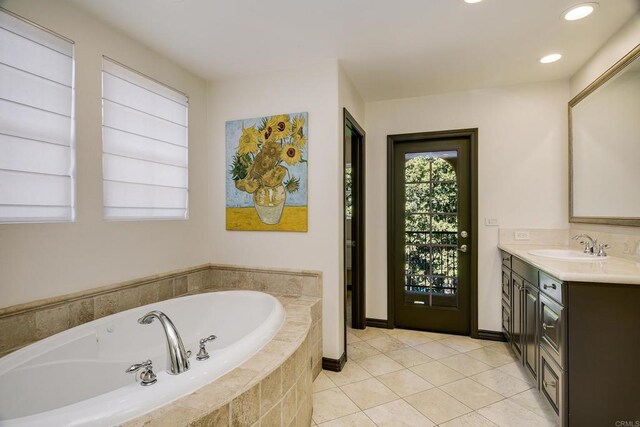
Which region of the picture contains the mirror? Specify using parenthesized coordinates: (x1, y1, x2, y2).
(570, 43, 640, 226)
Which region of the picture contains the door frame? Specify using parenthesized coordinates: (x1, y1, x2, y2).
(344, 108, 366, 334)
(386, 128, 479, 338)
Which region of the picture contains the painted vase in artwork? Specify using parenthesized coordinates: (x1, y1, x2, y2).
(253, 184, 286, 224)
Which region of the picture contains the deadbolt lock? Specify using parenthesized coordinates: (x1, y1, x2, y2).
(461, 231, 468, 238)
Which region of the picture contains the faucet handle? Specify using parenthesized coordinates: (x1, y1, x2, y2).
(597, 243, 610, 257)
(196, 335, 217, 361)
(126, 359, 157, 386)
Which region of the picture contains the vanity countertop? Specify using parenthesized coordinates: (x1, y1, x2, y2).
(498, 244, 640, 285)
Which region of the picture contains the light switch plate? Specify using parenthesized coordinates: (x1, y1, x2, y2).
(485, 218, 499, 226)
(514, 230, 530, 241)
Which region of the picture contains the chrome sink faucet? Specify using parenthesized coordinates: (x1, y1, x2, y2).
(572, 233, 597, 254)
(571, 234, 609, 257)
(138, 310, 190, 375)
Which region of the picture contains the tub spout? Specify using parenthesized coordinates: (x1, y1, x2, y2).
(138, 310, 190, 375)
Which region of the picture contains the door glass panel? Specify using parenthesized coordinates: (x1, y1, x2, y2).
(404, 151, 459, 307)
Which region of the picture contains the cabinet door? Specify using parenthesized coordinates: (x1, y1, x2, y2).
(511, 274, 524, 359)
(501, 266, 511, 305)
(524, 283, 538, 381)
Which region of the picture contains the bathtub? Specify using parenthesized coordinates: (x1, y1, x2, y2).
(0, 291, 285, 426)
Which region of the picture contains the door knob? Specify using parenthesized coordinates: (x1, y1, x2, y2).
(458, 244, 468, 253)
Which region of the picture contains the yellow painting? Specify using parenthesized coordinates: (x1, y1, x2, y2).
(226, 112, 308, 232)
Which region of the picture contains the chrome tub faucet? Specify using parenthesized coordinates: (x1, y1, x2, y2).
(138, 310, 190, 375)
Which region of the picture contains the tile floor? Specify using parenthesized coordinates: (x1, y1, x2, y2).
(312, 327, 559, 426)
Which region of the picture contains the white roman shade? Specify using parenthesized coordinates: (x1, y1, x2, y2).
(0, 9, 75, 223)
(101, 57, 188, 220)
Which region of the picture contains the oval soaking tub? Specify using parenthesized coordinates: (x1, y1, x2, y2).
(0, 291, 285, 426)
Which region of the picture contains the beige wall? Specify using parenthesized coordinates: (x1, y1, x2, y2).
(571, 12, 640, 97)
(0, 0, 210, 307)
(206, 61, 344, 359)
(364, 80, 570, 331)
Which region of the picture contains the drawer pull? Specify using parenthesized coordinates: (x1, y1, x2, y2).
(543, 380, 556, 388)
(542, 323, 555, 331)
(543, 283, 557, 290)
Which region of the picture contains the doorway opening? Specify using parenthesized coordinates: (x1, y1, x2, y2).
(387, 129, 478, 337)
(344, 109, 366, 340)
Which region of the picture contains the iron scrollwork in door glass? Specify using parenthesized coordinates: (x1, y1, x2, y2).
(404, 151, 459, 307)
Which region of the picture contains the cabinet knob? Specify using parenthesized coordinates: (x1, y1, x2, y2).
(543, 380, 556, 388)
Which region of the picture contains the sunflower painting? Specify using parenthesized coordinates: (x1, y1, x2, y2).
(226, 112, 308, 231)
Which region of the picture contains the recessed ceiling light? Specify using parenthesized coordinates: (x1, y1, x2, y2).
(563, 3, 598, 21)
(464, 0, 484, 3)
(540, 53, 562, 64)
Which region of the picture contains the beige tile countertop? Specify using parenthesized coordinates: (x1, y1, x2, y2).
(498, 244, 640, 285)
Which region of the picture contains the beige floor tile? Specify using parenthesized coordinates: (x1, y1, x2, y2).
(365, 399, 435, 426)
(312, 388, 360, 424)
(384, 347, 433, 368)
(393, 330, 435, 346)
(348, 327, 388, 341)
(324, 361, 371, 387)
(440, 378, 505, 410)
(313, 371, 337, 393)
(410, 361, 465, 386)
(404, 388, 473, 424)
(439, 336, 485, 353)
(317, 411, 376, 427)
(496, 362, 536, 386)
(440, 353, 493, 376)
(340, 378, 399, 410)
(380, 328, 404, 336)
(377, 368, 434, 397)
(419, 331, 454, 341)
(439, 412, 498, 426)
(347, 341, 381, 361)
(346, 331, 362, 343)
(365, 335, 408, 353)
(414, 341, 460, 359)
(508, 389, 559, 422)
(356, 353, 404, 376)
(485, 341, 513, 354)
(465, 346, 517, 368)
(472, 369, 533, 397)
(478, 399, 555, 427)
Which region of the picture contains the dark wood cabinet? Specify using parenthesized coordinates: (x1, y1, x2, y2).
(524, 282, 538, 381)
(499, 249, 640, 426)
(510, 273, 524, 358)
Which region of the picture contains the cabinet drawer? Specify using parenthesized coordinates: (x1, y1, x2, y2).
(501, 251, 512, 268)
(501, 266, 511, 305)
(540, 293, 565, 369)
(539, 272, 564, 305)
(540, 347, 564, 419)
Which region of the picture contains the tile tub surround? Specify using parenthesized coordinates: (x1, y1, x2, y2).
(124, 293, 321, 427)
(312, 327, 558, 426)
(0, 264, 322, 358)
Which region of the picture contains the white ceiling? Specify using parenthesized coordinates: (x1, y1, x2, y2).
(68, 0, 639, 101)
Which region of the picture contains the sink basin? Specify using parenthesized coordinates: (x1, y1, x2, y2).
(528, 249, 608, 261)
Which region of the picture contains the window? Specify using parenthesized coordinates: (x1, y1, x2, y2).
(0, 9, 75, 223)
(101, 57, 188, 220)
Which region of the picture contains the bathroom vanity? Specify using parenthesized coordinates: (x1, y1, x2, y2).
(498, 246, 640, 427)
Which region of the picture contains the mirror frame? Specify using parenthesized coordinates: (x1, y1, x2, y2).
(569, 42, 640, 227)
